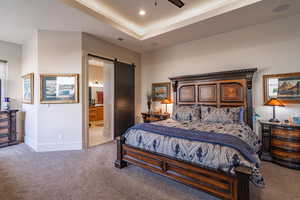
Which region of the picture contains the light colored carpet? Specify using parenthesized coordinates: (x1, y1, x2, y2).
(0, 142, 300, 200)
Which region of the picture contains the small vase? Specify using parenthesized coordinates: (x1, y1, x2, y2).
(3, 97, 10, 111)
(147, 101, 152, 113)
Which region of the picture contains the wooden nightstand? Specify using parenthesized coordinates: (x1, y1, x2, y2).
(259, 120, 300, 169)
(141, 112, 170, 123)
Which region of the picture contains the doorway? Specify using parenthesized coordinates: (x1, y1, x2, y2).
(83, 54, 135, 148)
(87, 55, 114, 147)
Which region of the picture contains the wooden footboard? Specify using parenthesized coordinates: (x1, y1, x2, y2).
(114, 136, 251, 200)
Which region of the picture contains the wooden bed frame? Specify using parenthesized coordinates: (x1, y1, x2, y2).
(115, 68, 257, 200)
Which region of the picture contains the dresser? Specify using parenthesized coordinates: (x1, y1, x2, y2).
(0, 110, 18, 148)
(260, 120, 300, 169)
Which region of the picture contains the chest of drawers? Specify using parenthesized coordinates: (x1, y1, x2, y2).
(260, 120, 300, 169)
(0, 110, 18, 148)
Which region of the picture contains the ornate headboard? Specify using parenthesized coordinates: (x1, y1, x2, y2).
(169, 68, 257, 128)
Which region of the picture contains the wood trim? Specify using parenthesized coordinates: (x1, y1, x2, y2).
(115, 137, 251, 200)
(260, 121, 300, 169)
(169, 68, 257, 82)
(198, 84, 217, 102)
(272, 149, 300, 162)
(22, 73, 34, 104)
(178, 84, 196, 102)
(263, 72, 300, 104)
(272, 128, 300, 139)
(40, 74, 80, 104)
(272, 139, 300, 152)
(0, 110, 18, 148)
(171, 69, 256, 128)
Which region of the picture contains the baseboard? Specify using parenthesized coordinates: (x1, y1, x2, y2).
(24, 136, 37, 151)
(36, 142, 82, 152)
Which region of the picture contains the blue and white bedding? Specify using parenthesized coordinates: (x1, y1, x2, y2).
(124, 119, 264, 187)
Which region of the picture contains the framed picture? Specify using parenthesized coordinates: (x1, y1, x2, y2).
(40, 74, 79, 104)
(152, 82, 171, 101)
(263, 72, 300, 104)
(22, 73, 34, 104)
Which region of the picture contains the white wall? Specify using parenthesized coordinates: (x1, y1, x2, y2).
(141, 14, 300, 131)
(21, 32, 39, 149)
(82, 33, 141, 121)
(82, 33, 142, 147)
(0, 40, 22, 109)
(35, 30, 82, 151)
(20, 31, 141, 151)
(0, 40, 23, 142)
(22, 30, 82, 152)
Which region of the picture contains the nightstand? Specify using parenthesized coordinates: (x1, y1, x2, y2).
(141, 112, 170, 123)
(259, 120, 300, 169)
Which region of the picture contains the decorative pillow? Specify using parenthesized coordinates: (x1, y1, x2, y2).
(200, 106, 242, 123)
(172, 105, 200, 122)
(239, 107, 245, 123)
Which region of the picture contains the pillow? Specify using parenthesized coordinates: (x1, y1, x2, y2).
(239, 107, 245, 123)
(172, 105, 200, 122)
(200, 106, 242, 123)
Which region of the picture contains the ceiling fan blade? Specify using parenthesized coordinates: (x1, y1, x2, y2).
(168, 0, 185, 8)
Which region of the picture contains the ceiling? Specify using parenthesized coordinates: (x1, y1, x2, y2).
(64, 0, 264, 38)
(83, 0, 204, 27)
(1, 0, 300, 53)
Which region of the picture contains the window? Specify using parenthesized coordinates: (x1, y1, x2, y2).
(0, 60, 8, 109)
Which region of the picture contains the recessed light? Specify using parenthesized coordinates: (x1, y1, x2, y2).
(273, 4, 291, 13)
(139, 9, 146, 16)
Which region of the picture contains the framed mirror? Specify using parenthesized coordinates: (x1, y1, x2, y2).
(263, 72, 300, 104)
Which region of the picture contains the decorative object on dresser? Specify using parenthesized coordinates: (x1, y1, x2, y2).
(116, 68, 258, 200)
(260, 120, 300, 169)
(3, 97, 11, 110)
(160, 98, 173, 114)
(40, 74, 79, 104)
(22, 73, 34, 104)
(141, 112, 170, 123)
(263, 72, 300, 104)
(152, 82, 171, 101)
(0, 110, 18, 148)
(264, 98, 285, 122)
(146, 93, 153, 113)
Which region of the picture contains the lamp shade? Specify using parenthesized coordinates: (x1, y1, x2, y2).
(160, 99, 173, 104)
(265, 98, 285, 107)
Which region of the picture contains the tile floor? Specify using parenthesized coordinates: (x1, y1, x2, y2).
(89, 121, 112, 147)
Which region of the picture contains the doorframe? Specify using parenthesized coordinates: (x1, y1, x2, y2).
(82, 52, 115, 149)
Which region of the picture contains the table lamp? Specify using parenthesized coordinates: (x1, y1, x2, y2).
(264, 98, 285, 122)
(160, 99, 173, 114)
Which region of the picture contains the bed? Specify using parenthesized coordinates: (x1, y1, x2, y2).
(115, 68, 262, 200)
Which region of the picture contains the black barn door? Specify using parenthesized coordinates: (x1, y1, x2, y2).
(114, 60, 135, 138)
